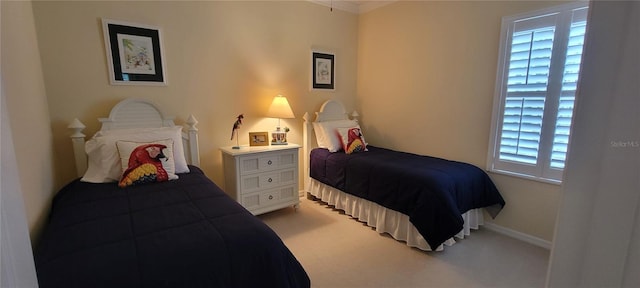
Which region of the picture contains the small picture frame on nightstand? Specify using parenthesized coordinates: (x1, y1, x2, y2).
(249, 132, 269, 146)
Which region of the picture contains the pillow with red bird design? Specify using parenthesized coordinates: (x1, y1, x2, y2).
(336, 126, 368, 154)
(116, 139, 179, 187)
(81, 126, 189, 184)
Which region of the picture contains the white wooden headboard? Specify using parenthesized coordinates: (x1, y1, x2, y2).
(68, 98, 200, 177)
(302, 99, 359, 189)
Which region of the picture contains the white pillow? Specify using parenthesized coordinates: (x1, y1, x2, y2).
(116, 139, 178, 187)
(81, 126, 189, 183)
(312, 122, 329, 148)
(81, 135, 122, 183)
(315, 120, 359, 152)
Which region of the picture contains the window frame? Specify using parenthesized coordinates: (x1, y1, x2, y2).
(487, 1, 589, 184)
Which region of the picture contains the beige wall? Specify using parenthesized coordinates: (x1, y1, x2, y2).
(1, 0, 55, 242)
(31, 1, 359, 191)
(357, 1, 568, 241)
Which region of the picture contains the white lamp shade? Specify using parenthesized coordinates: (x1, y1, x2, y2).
(266, 95, 295, 119)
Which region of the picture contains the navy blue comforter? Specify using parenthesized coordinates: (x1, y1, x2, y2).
(35, 166, 310, 288)
(310, 146, 505, 250)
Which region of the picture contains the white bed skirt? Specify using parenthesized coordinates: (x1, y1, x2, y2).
(306, 178, 484, 251)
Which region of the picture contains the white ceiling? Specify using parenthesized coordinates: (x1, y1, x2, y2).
(309, 0, 397, 14)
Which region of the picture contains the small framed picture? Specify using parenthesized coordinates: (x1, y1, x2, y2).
(311, 51, 335, 90)
(102, 19, 167, 86)
(249, 132, 269, 146)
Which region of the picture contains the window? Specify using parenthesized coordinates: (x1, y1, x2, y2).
(488, 2, 588, 183)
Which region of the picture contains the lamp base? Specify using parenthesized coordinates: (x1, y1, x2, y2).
(271, 130, 288, 145)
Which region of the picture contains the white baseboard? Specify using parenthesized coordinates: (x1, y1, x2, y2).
(483, 222, 552, 250)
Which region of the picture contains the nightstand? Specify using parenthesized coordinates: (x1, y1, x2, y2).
(220, 144, 300, 215)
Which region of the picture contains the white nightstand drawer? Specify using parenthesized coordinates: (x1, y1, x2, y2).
(240, 169, 296, 193)
(238, 150, 297, 175)
(240, 185, 297, 212)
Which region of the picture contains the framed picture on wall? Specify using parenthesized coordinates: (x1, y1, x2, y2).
(311, 51, 335, 90)
(102, 19, 167, 86)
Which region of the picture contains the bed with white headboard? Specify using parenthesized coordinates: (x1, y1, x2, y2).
(303, 99, 506, 251)
(67, 98, 200, 177)
(34, 98, 310, 288)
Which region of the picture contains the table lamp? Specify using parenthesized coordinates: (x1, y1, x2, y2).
(266, 94, 295, 145)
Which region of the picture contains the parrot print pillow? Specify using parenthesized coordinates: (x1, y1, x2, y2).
(82, 126, 189, 184)
(336, 126, 368, 154)
(116, 139, 179, 188)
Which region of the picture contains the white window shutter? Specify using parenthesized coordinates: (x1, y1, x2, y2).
(488, 2, 589, 183)
(551, 17, 588, 169)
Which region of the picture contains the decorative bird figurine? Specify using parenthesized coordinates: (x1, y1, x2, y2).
(119, 143, 169, 187)
(230, 114, 244, 140)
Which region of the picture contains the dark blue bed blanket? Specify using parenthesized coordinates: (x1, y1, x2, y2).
(310, 146, 505, 250)
(35, 166, 310, 288)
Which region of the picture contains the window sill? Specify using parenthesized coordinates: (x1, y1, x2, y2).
(488, 168, 563, 185)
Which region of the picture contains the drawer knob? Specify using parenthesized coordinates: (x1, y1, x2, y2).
(267, 160, 273, 165)
(269, 195, 273, 200)
(268, 178, 273, 182)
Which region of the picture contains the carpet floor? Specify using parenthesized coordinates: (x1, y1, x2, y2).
(259, 197, 550, 288)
